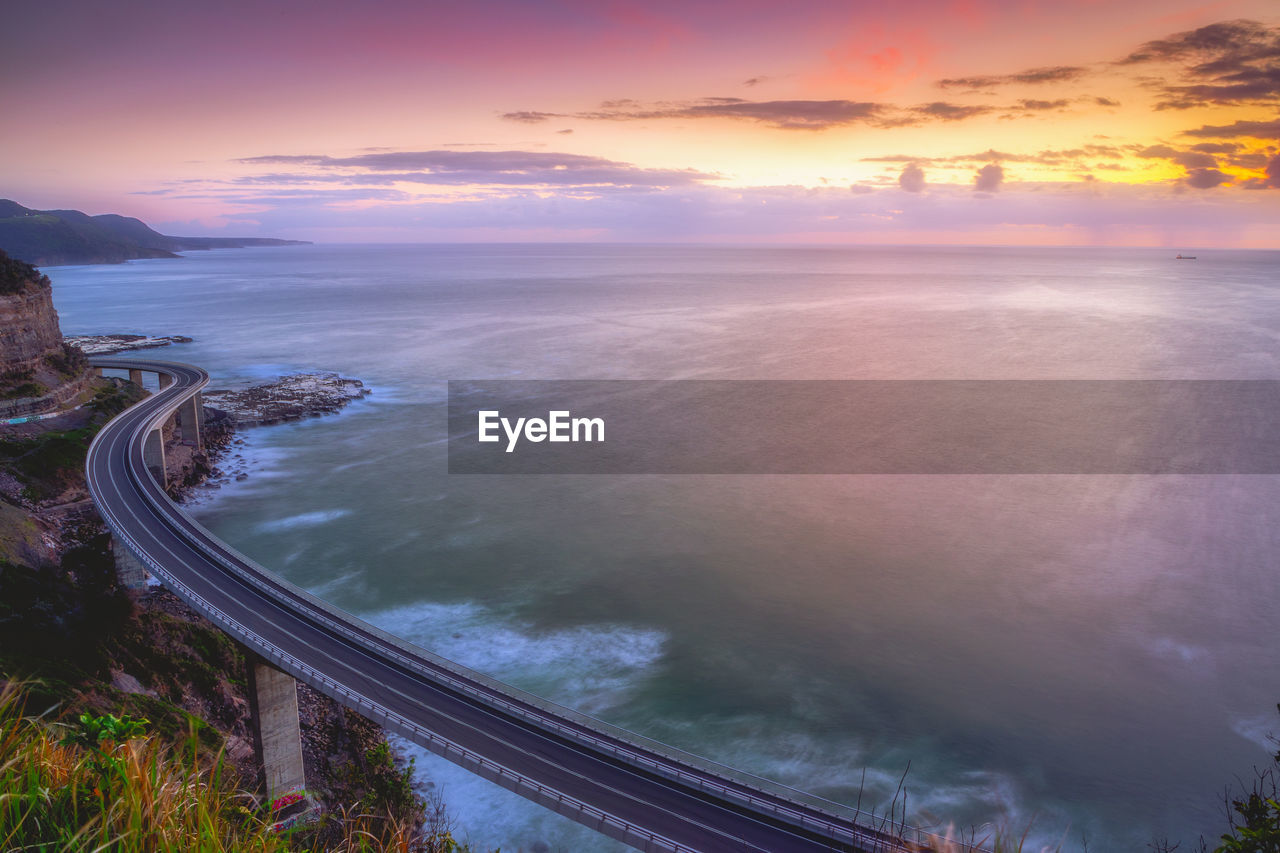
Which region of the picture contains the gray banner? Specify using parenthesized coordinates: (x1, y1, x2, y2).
(447, 380, 1280, 474)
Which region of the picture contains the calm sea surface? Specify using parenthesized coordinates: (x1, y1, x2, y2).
(49, 244, 1280, 851)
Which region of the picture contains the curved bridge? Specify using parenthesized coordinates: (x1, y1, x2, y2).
(86, 357, 939, 853)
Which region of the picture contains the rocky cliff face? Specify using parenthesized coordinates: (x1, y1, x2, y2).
(0, 249, 90, 416)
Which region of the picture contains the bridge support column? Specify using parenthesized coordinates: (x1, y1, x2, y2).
(158, 373, 173, 390)
(246, 655, 307, 799)
(111, 536, 149, 589)
(128, 368, 144, 386)
(178, 393, 202, 448)
(143, 427, 167, 487)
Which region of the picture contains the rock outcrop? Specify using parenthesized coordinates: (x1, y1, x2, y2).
(0, 250, 92, 417)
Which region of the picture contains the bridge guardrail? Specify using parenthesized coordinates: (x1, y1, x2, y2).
(90, 358, 984, 853)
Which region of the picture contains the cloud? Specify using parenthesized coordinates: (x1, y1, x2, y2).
(1190, 142, 1240, 154)
(899, 164, 925, 192)
(1184, 168, 1230, 189)
(1137, 144, 1219, 170)
(937, 65, 1087, 90)
(1266, 154, 1280, 189)
(507, 92, 1081, 132)
(501, 97, 892, 130)
(237, 150, 716, 188)
(974, 163, 1004, 192)
(587, 98, 891, 130)
(865, 145, 1124, 168)
(172, 179, 1280, 247)
(502, 111, 560, 123)
(1094, 96, 1120, 107)
(1119, 19, 1280, 109)
(913, 102, 994, 121)
(1120, 19, 1278, 66)
(1016, 99, 1070, 111)
(1182, 118, 1280, 139)
(666, 99, 885, 129)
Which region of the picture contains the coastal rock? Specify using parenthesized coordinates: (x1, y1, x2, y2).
(0, 250, 94, 417)
(202, 373, 370, 427)
(65, 333, 193, 355)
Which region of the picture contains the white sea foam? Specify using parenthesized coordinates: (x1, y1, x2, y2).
(364, 599, 665, 850)
(1233, 714, 1280, 753)
(364, 600, 664, 715)
(1143, 636, 1212, 666)
(256, 508, 351, 533)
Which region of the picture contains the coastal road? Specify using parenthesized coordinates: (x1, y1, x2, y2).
(86, 357, 936, 853)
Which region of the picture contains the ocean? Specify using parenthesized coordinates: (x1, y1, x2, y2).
(48, 243, 1280, 851)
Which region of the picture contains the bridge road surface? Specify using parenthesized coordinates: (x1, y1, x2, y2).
(86, 357, 924, 853)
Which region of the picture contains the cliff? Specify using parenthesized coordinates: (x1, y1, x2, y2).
(0, 199, 310, 267)
(0, 250, 92, 417)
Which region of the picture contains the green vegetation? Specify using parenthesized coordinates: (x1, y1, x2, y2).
(0, 375, 472, 851)
(0, 246, 51, 295)
(1216, 707, 1280, 853)
(0, 383, 141, 503)
(46, 342, 90, 382)
(0, 681, 466, 852)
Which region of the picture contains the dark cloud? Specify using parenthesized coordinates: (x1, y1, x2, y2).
(237, 150, 715, 188)
(576, 98, 889, 130)
(1016, 99, 1071, 111)
(556, 129, 574, 135)
(502, 111, 561, 123)
(914, 102, 994, 121)
(1120, 19, 1278, 65)
(899, 164, 926, 192)
(1133, 144, 1243, 189)
(974, 163, 1004, 192)
(1190, 142, 1240, 154)
(676, 99, 883, 128)
(1183, 118, 1280, 138)
(1184, 168, 1230, 189)
(1137, 144, 1229, 176)
(937, 65, 1087, 90)
(1137, 144, 1179, 159)
(1119, 19, 1280, 109)
(1266, 154, 1280, 188)
(1094, 96, 1120, 107)
(864, 145, 1124, 167)
(1175, 151, 1218, 169)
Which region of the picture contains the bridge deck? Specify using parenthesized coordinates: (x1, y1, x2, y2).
(87, 357, 954, 853)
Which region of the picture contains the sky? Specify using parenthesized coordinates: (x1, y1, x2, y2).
(2, 0, 1278, 246)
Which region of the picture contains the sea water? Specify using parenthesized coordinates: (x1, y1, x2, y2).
(49, 244, 1280, 851)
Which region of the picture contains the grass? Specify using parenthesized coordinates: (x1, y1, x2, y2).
(0, 679, 470, 852)
(0, 679, 282, 852)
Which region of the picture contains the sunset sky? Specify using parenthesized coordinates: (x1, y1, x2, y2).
(3, 0, 1278, 245)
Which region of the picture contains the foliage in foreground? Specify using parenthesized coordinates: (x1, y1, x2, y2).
(1215, 705, 1280, 853)
(0, 680, 466, 852)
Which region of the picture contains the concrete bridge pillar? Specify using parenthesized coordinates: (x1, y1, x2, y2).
(143, 427, 167, 487)
(128, 368, 144, 387)
(178, 393, 202, 447)
(111, 535, 149, 589)
(158, 373, 173, 390)
(246, 655, 307, 799)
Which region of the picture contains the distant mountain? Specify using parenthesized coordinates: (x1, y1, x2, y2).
(0, 199, 310, 266)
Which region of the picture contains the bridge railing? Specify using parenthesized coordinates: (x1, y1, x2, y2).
(94, 357, 987, 853)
